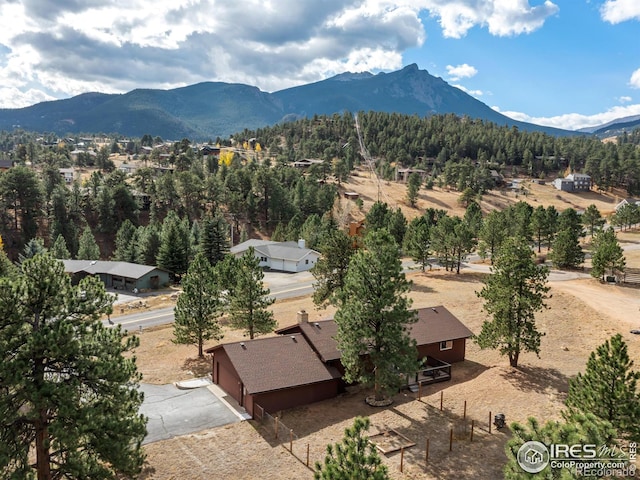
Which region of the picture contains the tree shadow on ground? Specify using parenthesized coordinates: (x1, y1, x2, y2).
(498, 364, 570, 395)
(182, 356, 210, 378)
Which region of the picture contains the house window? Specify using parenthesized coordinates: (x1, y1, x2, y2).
(260, 256, 267, 262)
(440, 340, 453, 351)
(305, 259, 309, 264)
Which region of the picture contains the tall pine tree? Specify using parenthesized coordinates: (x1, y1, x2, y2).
(173, 252, 224, 357)
(334, 230, 419, 404)
(0, 254, 146, 478)
(227, 248, 276, 339)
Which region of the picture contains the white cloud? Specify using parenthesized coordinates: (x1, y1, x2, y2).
(452, 84, 483, 96)
(493, 104, 640, 130)
(630, 68, 640, 88)
(417, 0, 559, 38)
(601, 0, 640, 23)
(446, 63, 477, 81)
(618, 96, 633, 103)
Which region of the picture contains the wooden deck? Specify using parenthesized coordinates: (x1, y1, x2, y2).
(406, 357, 452, 392)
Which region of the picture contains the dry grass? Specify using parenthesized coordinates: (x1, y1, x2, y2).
(139, 177, 640, 479)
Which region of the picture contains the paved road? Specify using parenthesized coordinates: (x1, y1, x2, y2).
(139, 383, 239, 444)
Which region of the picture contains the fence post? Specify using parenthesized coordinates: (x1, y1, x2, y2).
(418, 381, 422, 401)
(440, 391, 443, 411)
(289, 429, 293, 452)
(306, 443, 310, 467)
(470, 420, 475, 442)
(275, 416, 279, 439)
(489, 411, 492, 434)
(449, 428, 453, 451)
(425, 439, 429, 465)
(400, 447, 404, 473)
(463, 400, 467, 420)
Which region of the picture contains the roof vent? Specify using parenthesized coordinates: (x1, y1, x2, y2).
(431, 308, 438, 313)
(240, 342, 246, 349)
(291, 336, 297, 342)
(314, 322, 320, 328)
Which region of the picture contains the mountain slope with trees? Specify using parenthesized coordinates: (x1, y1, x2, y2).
(0, 65, 577, 139)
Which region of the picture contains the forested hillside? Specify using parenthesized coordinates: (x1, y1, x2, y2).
(0, 113, 639, 275)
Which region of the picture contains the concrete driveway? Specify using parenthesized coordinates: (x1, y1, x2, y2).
(139, 382, 241, 444)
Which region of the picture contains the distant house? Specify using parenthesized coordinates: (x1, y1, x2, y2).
(118, 163, 139, 175)
(0, 159, 13, 171)
(343, 191, 360, 200)
(396, 167, 427, 183)
(292, 159, 324, 169)
(553, 173, 591, 192)
(208, 306, 473, 417)
(59, 168, 75, 184)
(615, 197, 640, 212)
(200, 145, 221, 156)
(230, 239, 320, 273)
(61, 260, 171, 291)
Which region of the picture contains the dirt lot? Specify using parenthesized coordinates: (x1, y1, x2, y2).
(138, 177, 640, 479)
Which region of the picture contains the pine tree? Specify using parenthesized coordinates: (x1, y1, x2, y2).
(550, 229, 584, 269)
(135, 224, 162, 266)
(50, 234, 71, 259)
(312, 229, 356, 308)
(582, 204, 605, 237)
(566, 334, 640, 441)
(590, 228, 625, 281)
(406, 172, 421, 207)
(0, 254, 146, 478)
(403, 216, 431, 272)
(504, 414, 616, 479)
(76, 226, 101, 260)
(173, 252, 224, 357)
(475, 236, 550, 368)
(112, 219, 138, 262)
(314, 417, 389, 480)
(227, 248, 276, 339)
(478, 209, 508, 263)
(199, 213, 230, 266)
(157, 211, 190, 281)
(18, 237, 46, 263)
(334, 230, 419, 403)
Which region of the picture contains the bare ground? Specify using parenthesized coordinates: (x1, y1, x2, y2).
(138, 177, 640, 479)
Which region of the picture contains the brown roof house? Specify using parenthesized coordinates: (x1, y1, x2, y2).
(207, 306, 473, 417)
(206, 332, 341, 418)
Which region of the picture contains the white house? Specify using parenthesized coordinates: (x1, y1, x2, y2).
(615, 197, 640, 212)
(553, 173, 591, 192)
(230, 239, 320, 273)
(58, 168, 75, 184)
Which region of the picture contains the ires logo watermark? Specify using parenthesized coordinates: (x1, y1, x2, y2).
(517, 441, 637, 477)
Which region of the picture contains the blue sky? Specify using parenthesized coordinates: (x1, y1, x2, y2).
(0, 0, 639, 131)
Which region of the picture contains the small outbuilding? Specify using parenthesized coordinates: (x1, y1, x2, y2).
(230, 239, 320, 273)
(61, 260, 171, 291)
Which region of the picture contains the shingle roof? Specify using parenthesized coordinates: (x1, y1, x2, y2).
(277, 306, 473, 361)
(61, 260, 166, 279)
(230, 239, 319, 262)
(207, 334, 339, 394)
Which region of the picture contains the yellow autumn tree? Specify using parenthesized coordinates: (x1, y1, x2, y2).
(255, 143, 262, 153)
(219, 150, 234, 166)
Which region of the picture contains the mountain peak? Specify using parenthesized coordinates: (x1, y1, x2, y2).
(329, 71, 373, 82)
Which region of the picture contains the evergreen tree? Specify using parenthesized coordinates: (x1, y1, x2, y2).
(200, 213, 230, 266)
(312, 229, 356, 308)
(478, 209, 508, 263)
(334, 230, 419, 403)
(314, 417, 389, 480)
(463, 201, 483, 237)
(173, 252, 224, 357)
(582, 204, 605, 237)
(50, 234, 71, 259)
(404, 216, 431, 272)
(365, 201, 391, 232)
(530, 205, 548, 253)
(112, 219, 138, 262)
(590, 228, 625, 281)
(566, 334, 640, 441)
(387, 207, 407, 247)
(406, 172, 421, 207)
(77, 226, 101, 260)
(0, 254, 146, 478)
(227, 248, 276, 339)
(475, 236, 550, 368)
(157, 211, 190, 281)
(18, 237, 46, 263)
(504, 414, 616, 479)
(550, 229, 584, 269)
(135, 224, 161, 266)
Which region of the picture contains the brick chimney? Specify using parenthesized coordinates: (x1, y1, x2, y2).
(297, 309, 308, 324)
